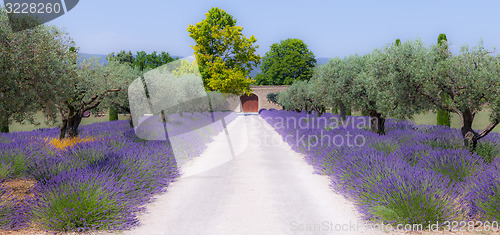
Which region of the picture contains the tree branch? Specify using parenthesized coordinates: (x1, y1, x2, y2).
(82, 88, 121, 112)
(416, 85, 450, 111)
(477, 120, 499, 140)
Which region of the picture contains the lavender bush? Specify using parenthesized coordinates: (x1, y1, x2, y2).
(466, 159, 500, 221)
(0, 181, 30, 230)
(0, 182, 16, 229)
(31, 168, 135, 231)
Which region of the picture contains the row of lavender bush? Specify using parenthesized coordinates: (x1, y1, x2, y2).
(0, 111, 237, 231)
(260, 109, 500, 228)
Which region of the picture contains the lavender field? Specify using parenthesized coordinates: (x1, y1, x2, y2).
(261, 109, 500, 230)
(0, 111, 237, 232)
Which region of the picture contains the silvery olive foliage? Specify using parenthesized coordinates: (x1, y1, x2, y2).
(0, 8, 142, 137)
(0, 8, 77, 132)
(277, 80, 325, 115)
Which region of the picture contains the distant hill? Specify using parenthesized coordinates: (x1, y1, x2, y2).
(249, 57, 331, 78)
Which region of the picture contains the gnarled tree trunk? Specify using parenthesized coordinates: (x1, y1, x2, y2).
(370, 111, 386, 135)
(59, 104, 83, 139)
(0, 115, 9, 133)
(57, 88, 120, 139)
(339, 103, 347, 123)
(116, 104, 133, 127)
(460, 110, 478, 150)
(459, 110, 499, 151)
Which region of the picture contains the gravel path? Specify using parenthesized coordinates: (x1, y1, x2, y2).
(123, 115, 381, 235)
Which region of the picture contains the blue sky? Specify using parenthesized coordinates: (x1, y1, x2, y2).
(41, 0, 500, 58)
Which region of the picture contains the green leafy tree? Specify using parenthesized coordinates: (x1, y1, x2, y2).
(256, 38, 317, 85)
(134, 51, 148, 71)
(395, 38, 401, 46)
(133, 51, 177, 71)
(107, 50, 134, 121)
(436, 34, 451, 127)
(187, 7, 261, 95)
(106, 50, 134, 66)
(107, 50, 171, 123)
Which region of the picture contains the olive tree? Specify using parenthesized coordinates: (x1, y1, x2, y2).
(382, 40, 434, 120)
(312, 56, 360, 123)
(101, 61, 142, 125)
(277, 80, 324, 115)
(414, 42, 500, 150)
(385, 39, 500, 150)
(0, 9, 77, 132)
(313, 41, 429, 134)
(348, 51, 390, 134)
(54, 59, 136, 139)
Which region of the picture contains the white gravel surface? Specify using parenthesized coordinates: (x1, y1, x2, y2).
(122, 115, 383, 235)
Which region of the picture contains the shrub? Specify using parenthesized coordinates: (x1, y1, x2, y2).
(437, 109, 451, 127)
(261, 110, 473, 229)
(466, 160, 500, 221)
(0, 149, 30, 179)
(0, 183, 15, 229)
(0, 114, 246, 231)
(28, 141, 110, 182)
(418, 149, 486, 184)
(329, 148, 460, 226)
(372, 141, 399, 156)
(474, 141, 500, 164)
(0, 181, 29, 230)
(266, 92, 280, 107)
(31, 168, 136, 231)
(45, 137, 96, 150)
(361, 167, 458, 228)
(389, 143, 432, 165)
(109, 107, 119, 121)
(422, 132, 462, 150)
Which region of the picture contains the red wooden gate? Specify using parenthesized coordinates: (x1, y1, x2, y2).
(240, 94, 259, 112)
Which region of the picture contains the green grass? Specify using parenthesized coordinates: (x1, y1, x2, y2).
(9, 112, 130, 133)
(412, 111, 500, 133)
